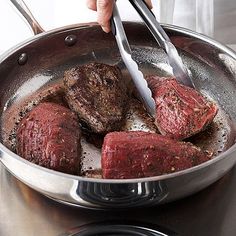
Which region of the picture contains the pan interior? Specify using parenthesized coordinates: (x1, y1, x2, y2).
(0, 24, 236, 178)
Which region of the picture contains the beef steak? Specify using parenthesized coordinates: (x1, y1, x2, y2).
(102, 131, 212, 179)
(16, 102, 81, 175)
(146, 76, 218, 140)
(64, 62, 128, 134)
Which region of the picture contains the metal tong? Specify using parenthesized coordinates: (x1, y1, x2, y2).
(111, 0, 194, 116)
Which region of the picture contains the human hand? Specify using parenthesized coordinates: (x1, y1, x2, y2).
(86, 0, 153, 33)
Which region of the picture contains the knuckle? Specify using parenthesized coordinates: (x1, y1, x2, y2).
(97, 0, 111, 9)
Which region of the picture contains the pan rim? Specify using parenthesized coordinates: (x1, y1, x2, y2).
(1, 22, 236, 183)
(0, 22, 98, 64)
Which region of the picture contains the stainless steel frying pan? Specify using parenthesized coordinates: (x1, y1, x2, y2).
(1, 0, 236, 209)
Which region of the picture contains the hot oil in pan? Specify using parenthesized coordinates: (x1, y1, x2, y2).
(1, 43, 236, 178)
(80, 98, 158, 178)
(1, 80, 235, 179)
(187, 107, 235, 156)
(1, 81, 66, 152)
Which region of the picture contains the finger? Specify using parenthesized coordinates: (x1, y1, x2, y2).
(145, 0, 153, 9)
(97, 0, 114, 33)
(86, 0, 97, 11)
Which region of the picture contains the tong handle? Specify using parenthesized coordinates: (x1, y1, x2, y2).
(111, 5, 131, 54)
(129, 0, 194, 88)
(111, 2, 156, 116)
(128, 0, 170, 53)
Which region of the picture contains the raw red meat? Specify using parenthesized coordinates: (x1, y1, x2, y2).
(16, 102, 81, 175)
(102, 131, 212, 179)
(146, 76, 218, 140)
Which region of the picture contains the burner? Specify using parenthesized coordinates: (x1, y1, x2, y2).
(65, 221, 176, 236)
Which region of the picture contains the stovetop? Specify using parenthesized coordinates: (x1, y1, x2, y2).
(1, 163, 236, 236)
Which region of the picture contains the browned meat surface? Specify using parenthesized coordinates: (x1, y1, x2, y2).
(102, 131, 212, 179)
(16, 102, 81, 175)
(64, 62, 128, 134)
(146, 76, 218, 140)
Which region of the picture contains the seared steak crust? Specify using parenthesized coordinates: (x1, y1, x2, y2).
(102, 131, 212, 179)
(146, 76, 218, 140)
(16, 102, 81, 175)
(64, 62, 128, 134)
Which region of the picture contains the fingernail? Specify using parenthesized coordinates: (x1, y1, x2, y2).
(102, 26, 110, 33)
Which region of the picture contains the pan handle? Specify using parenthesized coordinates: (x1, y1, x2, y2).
(10, 0, 44, 35)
